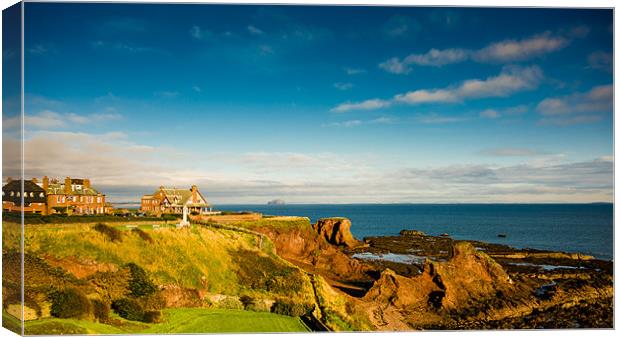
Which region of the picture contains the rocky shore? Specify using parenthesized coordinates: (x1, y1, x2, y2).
(348, 228, 613, 329)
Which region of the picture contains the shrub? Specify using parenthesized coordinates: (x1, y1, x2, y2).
(132, 228, 153, 243)
(94, 223, 122, 242)
(126, 263, 157, 298)
(91, 299, 110, 322)
(271, 299, 311, 317)
(240, 295, 271, 312)
(142, 310, 162, 323)
(218, 296, 243, 310)
(49, 288, 92, 319)
(111, 298, 144, 322)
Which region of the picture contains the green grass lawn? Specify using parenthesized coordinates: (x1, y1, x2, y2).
(13, 308, 309, 335)
(144, 308, 309, 333)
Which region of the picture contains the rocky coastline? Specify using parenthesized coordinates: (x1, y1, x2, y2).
(265, 217, 614, 330)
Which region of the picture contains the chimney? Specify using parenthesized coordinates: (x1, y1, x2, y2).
(191, 185, 197, 203)
(42, 176, 49, 190)
(84, 179, 90, 188)
(6, 177, 12, 183)
(31, 177, 38, 184)
(64, 177, 71, 195)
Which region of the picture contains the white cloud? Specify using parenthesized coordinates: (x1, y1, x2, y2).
(473, 33, 568, 63)
(323, 117, 396, 128)
(414, 112, 468, 124)
(379, 31, 571, 73)
(258, 44, 273, 55)
(537, 85, 612, 117)
(378, 57, 412, 74)
(404, 48, 469, 67)
(190, 25, 212, 40)
(338, 65, 541, 112)
(330, 98, 392, 113)
(345, 68, 366, 75)
(3, 110, 123, 131)
(588, 51, 612, 73)
(333, 82, 353, 91)
(478, 148, 549, 157)
(479, 105, 529, 119)
(248, 25, 264, 35)
(479, 109, 500, 119)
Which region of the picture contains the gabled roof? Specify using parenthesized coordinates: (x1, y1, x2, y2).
(150, 187, 209, 207)
(46, 183, 101, 196)
(2, 180, 46, 205)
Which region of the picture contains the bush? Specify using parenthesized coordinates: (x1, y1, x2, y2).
(94, 223, 122, 242)
(111, 298, 144, 322)
(91, 299, 110, 322)
(126, 263, 157, 298)
(240, 295, 271, 312)
(142, 310, 162, 323)
(132, 228, 153, 243)
(271, 300, 311, 317)
(49, 288, 92, 319)
(217, 296, 243, 310)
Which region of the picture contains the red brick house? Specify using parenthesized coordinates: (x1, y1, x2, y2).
(2, 176, 111, 215)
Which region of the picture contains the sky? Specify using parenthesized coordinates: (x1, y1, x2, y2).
(2, 3, 614, 204)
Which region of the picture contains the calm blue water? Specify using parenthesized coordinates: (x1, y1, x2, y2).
(217, 204, 614, 260)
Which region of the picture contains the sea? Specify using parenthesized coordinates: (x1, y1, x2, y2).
(217, 203, 614, 261)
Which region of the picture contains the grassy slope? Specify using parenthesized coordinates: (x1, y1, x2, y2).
(14, 308, 308, 334)
(5, 221, 312, 298)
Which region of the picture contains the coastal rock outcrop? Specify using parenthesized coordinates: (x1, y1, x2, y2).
(313, 218, 361, 248)
(364, 242, 514, 313)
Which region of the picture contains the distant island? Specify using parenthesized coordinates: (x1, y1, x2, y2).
(267, 199, 286, 205)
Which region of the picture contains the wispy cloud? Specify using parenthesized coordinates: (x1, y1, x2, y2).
(331, 98, 392, 113)
(414, 112, 468, 124)
(27, 44, 49, 55)
(334, 65, 542, 112)
(247, 25, 264, 35)
(258, 44, 274, 55)
(192, 86, 202, 93)
(323, 117, 396, 128)
(344, 67, 366, 75)
(383, 15, 420, 37)
(380, 31, 572, 74)
(536, 85, 612, 125)
(480, 105, 528, 119)
(3, 110, 123, 131)
(478, 147, 550, 157)
(587, 51, 612, 73)
(190, 25, 212, 40)
(154, 91, 180, 98)
(333, 82, 353, 91)
(91, 40, 153, 53)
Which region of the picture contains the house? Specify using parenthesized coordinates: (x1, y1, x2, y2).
(2, 176, 111, 215)
(43, 176, 108, 215)
(2, 178, 48, 214)
(141, 185, 211, 215)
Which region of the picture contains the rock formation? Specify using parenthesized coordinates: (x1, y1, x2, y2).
(364, 242, 514, 313)
(313, 218, 361, 248)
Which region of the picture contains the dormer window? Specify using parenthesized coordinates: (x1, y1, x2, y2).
(39, 192, 44, 198)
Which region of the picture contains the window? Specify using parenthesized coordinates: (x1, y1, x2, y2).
(39, 192, 44, 198)
(10, 191, 14, 196)
(30, 192, 34, 197)
(17, 192, 20, 197)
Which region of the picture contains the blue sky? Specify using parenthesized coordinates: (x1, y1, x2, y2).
(5, 4, 613, 203)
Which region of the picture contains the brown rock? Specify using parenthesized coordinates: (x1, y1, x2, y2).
(363, 242, 514, 312)
(313, 218, 361, 248)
